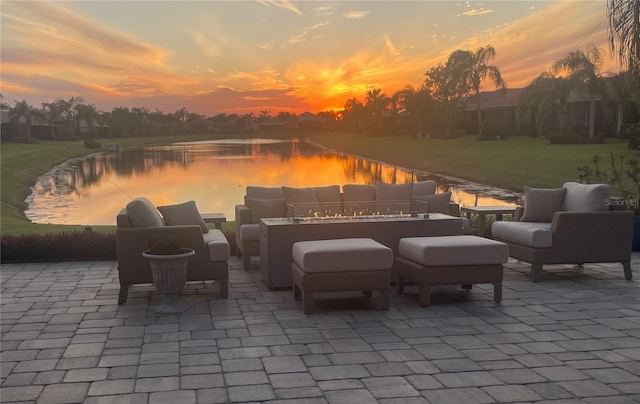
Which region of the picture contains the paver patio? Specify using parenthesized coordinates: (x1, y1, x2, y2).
(1, 255, 639, 403)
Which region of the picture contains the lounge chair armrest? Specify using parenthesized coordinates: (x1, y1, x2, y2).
(513, 206, 524, 221)
(551, 210, 633, 254)
(448, 202, 460, 217)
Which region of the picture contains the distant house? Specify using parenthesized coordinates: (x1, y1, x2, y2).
(296, 112, 327, 131)
(461, 88, 523, 136)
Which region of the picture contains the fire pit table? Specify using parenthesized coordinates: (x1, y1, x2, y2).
(259, 213, 463, 288)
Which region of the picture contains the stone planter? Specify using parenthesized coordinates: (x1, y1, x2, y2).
(143, 248, 195, 314)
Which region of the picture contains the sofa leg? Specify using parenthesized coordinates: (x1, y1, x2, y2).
(622, 261, 633, 280)
(294, 284, 301, 300)
(531, 264, 543, 283)
(118, 284, 129, 305)
(396, 276, 405, 294)
(493, 282, 502, 303)
(461, 284, 472, 290)
(219, 279, 229, 299)
(243, 255, 251, 272)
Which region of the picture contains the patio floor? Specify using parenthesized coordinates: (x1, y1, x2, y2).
(1, 255, 639, 403)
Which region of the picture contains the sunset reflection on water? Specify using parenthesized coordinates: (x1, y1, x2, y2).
(25, 138, 519, 225)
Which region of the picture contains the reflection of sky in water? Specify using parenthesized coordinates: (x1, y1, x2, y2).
(25, 138, 520, 226)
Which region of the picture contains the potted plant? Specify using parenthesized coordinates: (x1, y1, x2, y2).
(142, 235, 195, 313)
(578, 152, 640, 250)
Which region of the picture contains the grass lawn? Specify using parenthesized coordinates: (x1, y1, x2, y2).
(1, 132, 635, 236)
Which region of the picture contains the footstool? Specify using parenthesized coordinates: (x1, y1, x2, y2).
(292, 238, 393, 314)
(396, 235, 508, 306)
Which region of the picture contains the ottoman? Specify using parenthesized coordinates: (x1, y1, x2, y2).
(292, 238, 393, 314)
(396, 235, 508, 306)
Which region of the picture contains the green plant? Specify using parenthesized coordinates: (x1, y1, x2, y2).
(577, 152, 640, 214)
(146, 234, 185, 255)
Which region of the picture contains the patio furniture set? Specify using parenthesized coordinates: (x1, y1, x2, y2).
(115, 180, 633, 314)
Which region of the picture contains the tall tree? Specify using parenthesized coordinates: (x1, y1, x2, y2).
(448, 45, 506, 136)
(518, 73, 572, 137)
(74, 103, 99, 136)
(553, 47, 607, 139)
(364, 88, 390, 135)
(608, 0, 640, 73)
(9, 100, 41, 140)
(54, 97, 85, 139)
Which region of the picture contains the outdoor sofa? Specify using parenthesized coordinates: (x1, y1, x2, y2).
(491, 182, 633, 282)
(235, 181, 465, 271)
(116, 197, 230, 304)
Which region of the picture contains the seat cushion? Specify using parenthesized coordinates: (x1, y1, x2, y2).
(125, 197, 164, 228)
(292, 238, 393, 273)
(398, 235, 508, 267)
(520, 187, 566, 222)
(240, 223, 260, 242)
(562, 182, 610, 212)
(491, 221, 553, 248)
(203, 229, 230, 262)
(157, 200, 209, 233)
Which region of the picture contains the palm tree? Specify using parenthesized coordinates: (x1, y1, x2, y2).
(448, 45, 506, 136)
(9, 100, 41, 140)
(518, 73, 572, 137)
(74, 103, 99, 137)
(608, 0, 640, 74)
(553, 47, 608, 139)
(53, 97, 85, 139)
(343, 97, 365, 132)
(364, 88, 390, 135)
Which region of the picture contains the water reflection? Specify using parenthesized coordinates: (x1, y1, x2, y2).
(25, 138, 520, 225)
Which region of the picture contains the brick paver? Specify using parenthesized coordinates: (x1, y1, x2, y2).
(1, 256, 639, 403)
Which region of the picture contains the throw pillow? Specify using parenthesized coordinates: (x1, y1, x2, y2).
(375, 182, 413, 214)
(245, 198, 287, 223)
(411, 180, 437, 197)
(520, 187, 566, 222)
(126, 197, 164, 228)
(562, 182, 611, 211)
(413, 191, 452, 214)
(282, 186, 319, 217)
(157, 200, 209, 233)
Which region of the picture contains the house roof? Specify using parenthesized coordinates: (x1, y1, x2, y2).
(462, 88, 523, 111)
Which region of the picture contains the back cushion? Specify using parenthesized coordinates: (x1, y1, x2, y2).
(283, 186, 319, 217)
(412, 180, 437, 197)
(562, 182, 610, 211)
(413, 192, 452, 214)
(343, 184, 376, 215)
(245, 198, 287, 223)
(157, 200, 209, 233)
(246, 186, 283, 201)
(376, 182, 413, 214)
(126, 197, 164, 228)
(313, 185, 342, 216)
(520, 187, 566, 222)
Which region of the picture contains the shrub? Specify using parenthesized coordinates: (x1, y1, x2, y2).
(1, 231, 117, 263)
(83, 137, 101, 149)
(623, 124, 640, 150)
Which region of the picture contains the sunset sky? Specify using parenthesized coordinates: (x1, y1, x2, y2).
(1, 1, 620, 116)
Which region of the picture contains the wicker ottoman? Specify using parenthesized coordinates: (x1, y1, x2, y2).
(396, 235, 508, 306)
(292, 238, 393, 314)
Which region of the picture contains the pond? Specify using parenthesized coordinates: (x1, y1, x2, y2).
(25, 138, 520, 226)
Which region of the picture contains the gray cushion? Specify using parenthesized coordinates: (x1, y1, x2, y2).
(398, 235, 509, 266)
(240, 223, 260, 242)
(492, 221, 553, 248)
(562, 182, 610, 212)
(157, 200, 209, 233)
(413, 192, 451, 214)
(520, 187, 566, 222)
(292, 238, 393, 273)
(126, 197, 164, 228)
(411, 180, 437, 197)
(246, 186, 283, 201)
(203, 229, 230, 262)
(245, 198, 287, 223)
(313, 185, 342, 216)
(343, 184, 376, 215)
(376, 182, 413, 214)
(283, 186, 319, 217)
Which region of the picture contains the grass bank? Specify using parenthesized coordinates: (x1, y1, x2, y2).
(308, 133, 634, 192)
(1, 132, 635, 237)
